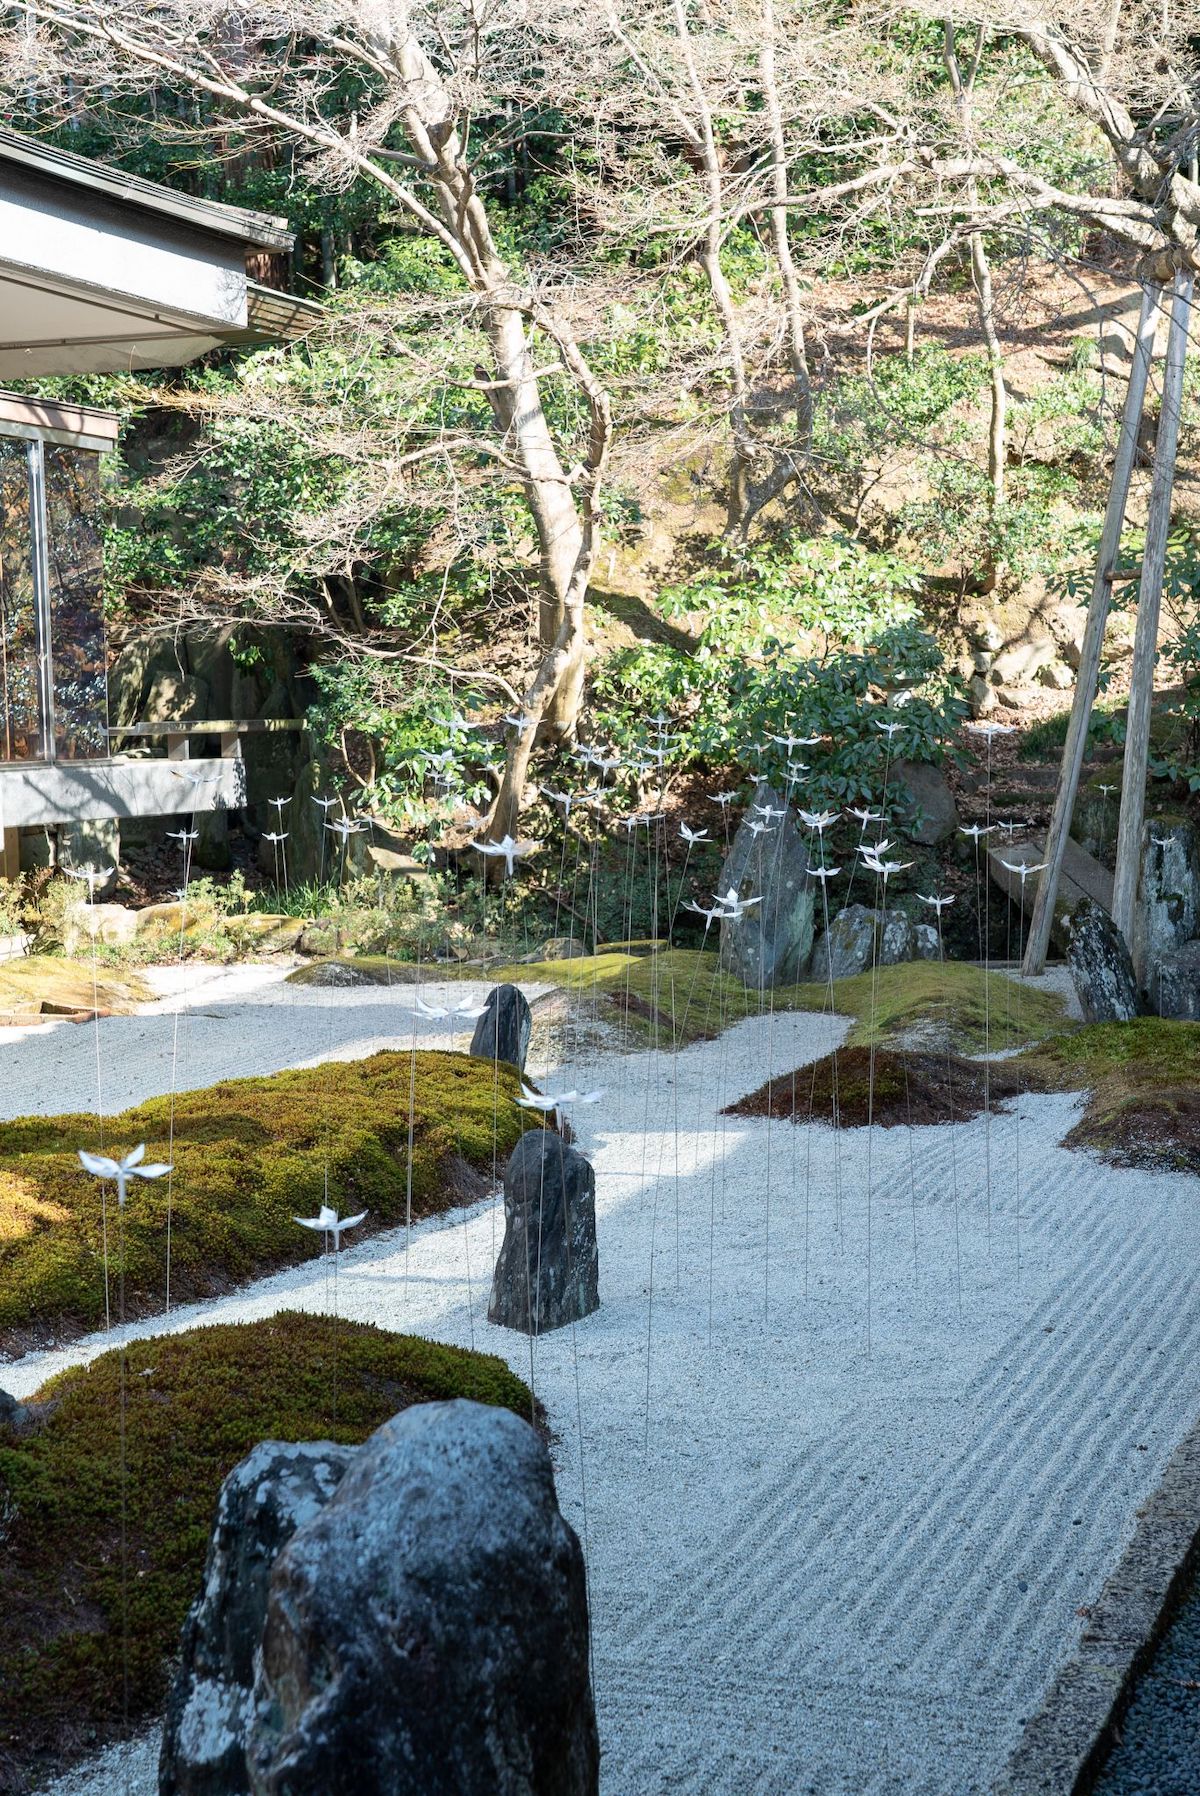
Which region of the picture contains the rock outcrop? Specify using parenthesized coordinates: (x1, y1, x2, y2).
(893, 760, 959, 846)
(246, 1401, 599, 1796)
(1066, 898, 1141, 1023)
(489, 1129, 599, 1334)
(1147, 941, 1200, 1021)
(161, 1441, 354, 1796)
(717, 782, 813, 987)
(1133, 819, 1200, 987)
(808, 904, 876, 981)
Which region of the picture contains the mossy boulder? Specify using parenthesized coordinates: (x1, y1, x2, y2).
(0, 1049, 536, 1353)
(0, 955, 151, 1021)
(0, 1313, 537, 1792)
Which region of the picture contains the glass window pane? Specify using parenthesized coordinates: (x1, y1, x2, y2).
(0, 439, 44, 762)
(44, 444, 107, 761)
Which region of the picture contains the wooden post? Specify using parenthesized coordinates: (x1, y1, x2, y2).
(1, 827, 18, 883)
(1111, 268, 1193, 949)
(1022, 283, 1160, 974)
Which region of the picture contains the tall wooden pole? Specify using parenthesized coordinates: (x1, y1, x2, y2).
(1111, 268, 1193, 949)
(1022, 284, 1160, 974)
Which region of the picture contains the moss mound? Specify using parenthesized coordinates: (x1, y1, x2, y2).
(0, 955, 151, 1021)
(1017, 1018, 1200, 1173)
(0, 1312, 536, 1791)
(293, 950, 1069, 1053)
(0, 1050, 535, 1354)
(726, 1044, 1030, 1129)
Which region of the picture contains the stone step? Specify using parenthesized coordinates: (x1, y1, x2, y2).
(987, 834, 1113, 946)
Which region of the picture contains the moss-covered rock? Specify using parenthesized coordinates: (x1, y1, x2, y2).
(0, 955, 151, 1020)
(0, 1313, 537, 1792)
(0, 1050, 535, 1352)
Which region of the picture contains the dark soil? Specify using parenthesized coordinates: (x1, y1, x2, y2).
(725, 1044, 1031, 1129)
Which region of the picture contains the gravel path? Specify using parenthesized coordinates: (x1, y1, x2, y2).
(7, 971, 1199, 1796)
(1092, 1564, 1200, 1795)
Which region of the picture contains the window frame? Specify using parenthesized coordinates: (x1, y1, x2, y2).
(0, 395, 116, 766)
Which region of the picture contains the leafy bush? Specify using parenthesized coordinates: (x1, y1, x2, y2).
(593, 531, 964, 814)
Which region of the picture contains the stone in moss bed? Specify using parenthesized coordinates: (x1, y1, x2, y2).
(0, 1311, 539, 1794)
(0, 1050, 538, 1355)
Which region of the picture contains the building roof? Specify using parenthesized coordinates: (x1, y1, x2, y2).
(0, 124, 294, 252)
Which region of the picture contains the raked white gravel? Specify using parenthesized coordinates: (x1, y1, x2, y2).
(7, 966, 1198, 1796)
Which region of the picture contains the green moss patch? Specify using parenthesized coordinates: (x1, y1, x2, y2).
(1016, 1019, 1200, 1173)
(726, 1044, 1029, 1129)
(295, 950, 1069, 1054)
(0, 1312, 536, 1791)
(0, 1050, 535, 1355)
(0, 956, 152, 1022)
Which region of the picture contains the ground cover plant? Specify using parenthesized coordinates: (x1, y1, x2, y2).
(291, 949, 1070, 1052)
(727, 1045, 1030, 1129)
(1016, 1019, 1200, 1175)
(0, 1050, 536, 1353)
(0, 1312, 538, 1792)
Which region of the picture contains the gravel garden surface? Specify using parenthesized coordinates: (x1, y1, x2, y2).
(3, 968, 1198, 1796)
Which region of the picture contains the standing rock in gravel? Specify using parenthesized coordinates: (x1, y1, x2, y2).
(809, 905, 877, 981)
(161, 1441, 354, 1796)
(718, 781, 813, 987)
(1066, 898, 1142, 1023)
(1132, 819, 1200, 986)
(470, 983, 532, 1073)
(246, 1400, 599, 1796)
(489, 1129, 599, 1334)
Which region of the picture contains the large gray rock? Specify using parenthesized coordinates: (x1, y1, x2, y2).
(161, 1441, 354, 1796)
(913, 922, 941, 961)
(879, 908, 914, 966)
(808, 904, 876, 981)
(489, 1130, 599, 1334)
(0, 1387, 26, 1432)
(1066, 898, 1141, 1023)
(1147, 941, 1200, 1020)
(470, 983, 532, 1073)
(717, 782, 813, 987)
(1132, 819, 1200, 985)
(246, 1401, 599, 1796)
(893, 760, 959, 845)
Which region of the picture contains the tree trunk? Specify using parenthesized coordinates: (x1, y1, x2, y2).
(944, 22, 1008, 518)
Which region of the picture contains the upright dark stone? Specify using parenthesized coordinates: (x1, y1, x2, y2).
(808, 904, 877, 981)
(1147, 940, 1200, 1020)
(1133, 819, 1200, 985)
(489, 1129, 599, 1334)
(470, 983, 532, 1073)
(717, 781, 813, 987)
(160, 1441, 354, 1796)
(246, 1401, 599, 1796)
(1066, 898, 1142, 1023)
